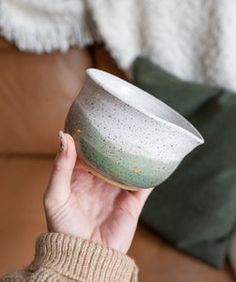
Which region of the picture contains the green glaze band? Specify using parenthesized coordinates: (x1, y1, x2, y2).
(78, 135, 178, 188)
(66, 104, 179, 188)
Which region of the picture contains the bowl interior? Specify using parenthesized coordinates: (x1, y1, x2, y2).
(86, 68, 203, 144)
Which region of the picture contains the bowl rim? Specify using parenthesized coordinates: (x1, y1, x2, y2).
(86, 68, 204, 145)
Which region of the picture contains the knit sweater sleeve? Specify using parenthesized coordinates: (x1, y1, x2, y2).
(1, 233, 138, 282)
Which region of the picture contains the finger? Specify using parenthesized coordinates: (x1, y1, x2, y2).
(131, 187, 154, 209)
(116, 187, 154, 220)
(45, 131, 77, 204)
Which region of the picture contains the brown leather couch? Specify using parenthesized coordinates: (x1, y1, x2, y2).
(0, 37, 235, 281)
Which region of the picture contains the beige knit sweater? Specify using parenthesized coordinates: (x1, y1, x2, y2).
(1, 233, 138, 281)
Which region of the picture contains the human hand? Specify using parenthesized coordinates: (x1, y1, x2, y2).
(44, 131, 153, 253)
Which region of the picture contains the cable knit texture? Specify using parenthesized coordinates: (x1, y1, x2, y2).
(1, 233, 138, 281)
(1, 0, 236, 92)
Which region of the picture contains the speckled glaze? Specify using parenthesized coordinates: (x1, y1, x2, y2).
(65, 68, 204, 190)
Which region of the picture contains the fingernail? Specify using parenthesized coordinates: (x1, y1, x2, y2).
(58, 130, 67, 152)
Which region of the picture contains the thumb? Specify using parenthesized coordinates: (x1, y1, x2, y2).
(44, 131, 77, 207)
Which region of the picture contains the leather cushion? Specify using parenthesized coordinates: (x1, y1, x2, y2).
(0, 37, 92, 154)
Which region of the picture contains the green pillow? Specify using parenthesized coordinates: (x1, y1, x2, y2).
(133, 57, 236, 268)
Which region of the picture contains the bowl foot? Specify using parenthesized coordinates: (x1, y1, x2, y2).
(79, 158, 140, 191)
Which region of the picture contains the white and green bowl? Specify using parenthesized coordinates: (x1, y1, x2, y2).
(65, 68, 204, 190)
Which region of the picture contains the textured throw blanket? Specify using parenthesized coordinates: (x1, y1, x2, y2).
(134, 57, 236, 268)
(1, 0, 236, 93)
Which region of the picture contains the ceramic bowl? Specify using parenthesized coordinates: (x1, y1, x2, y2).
(65, 68, 204, 190)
